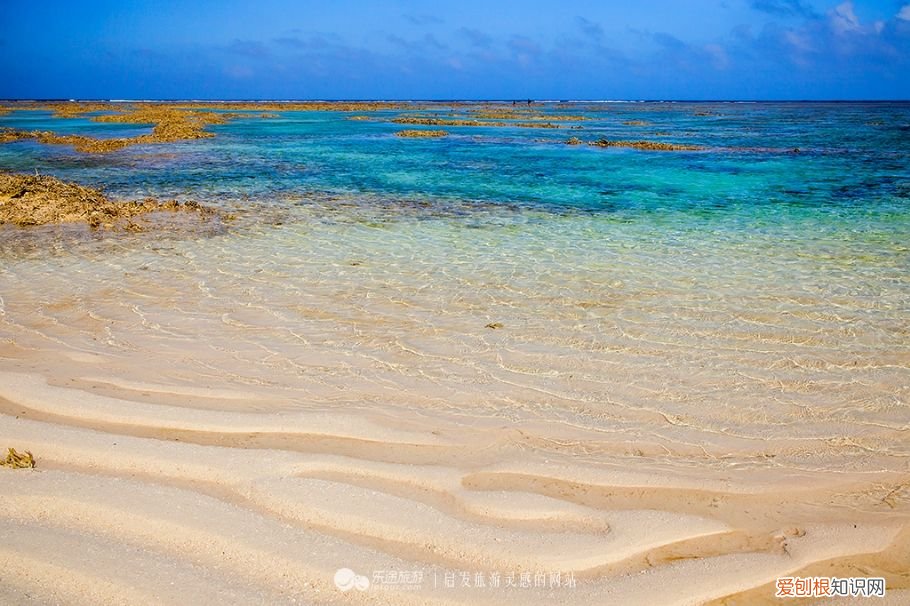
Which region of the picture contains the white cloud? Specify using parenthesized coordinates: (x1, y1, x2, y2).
(898, 4, 910, 21)
(785, 30, 813, 52)
(830, 1, 860, 35)
(704, 44, 729, 69)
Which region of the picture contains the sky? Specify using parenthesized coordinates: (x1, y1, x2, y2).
(1, 0, 909, 100)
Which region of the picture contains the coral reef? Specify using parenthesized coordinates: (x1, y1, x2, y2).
(0, 172, 215, 228)
(1, 129, 136, 153)
(470, 109, 534, 119)
(392, 116, 560, 129)
(92, 106, 224, 141)
(590, 138, 703, 151)
(0, 102, 586, 154)
(0, 104, 261, 153)
(0, 129, 23, 144)
(47, 102, 123, 118)
(171, 101, 414, 112)
(469, 109, 588, 121)
(396, 130, 449, 138)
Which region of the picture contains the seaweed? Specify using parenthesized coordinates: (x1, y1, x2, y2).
(1, 447, 35, 469)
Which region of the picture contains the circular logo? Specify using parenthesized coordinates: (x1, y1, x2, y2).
(334, 568, 370, 592)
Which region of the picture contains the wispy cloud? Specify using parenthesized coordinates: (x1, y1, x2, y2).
(273, 33, 347, 52)
(508, 35, 542, 68)
(458, 27, 493, 49)
(387, 33, 447, 53)
(404, 13, 443, 26)
(575, 16, 604, 41)
(750, 0, 815, 18)
(828, 1, 860, 35)
(226, 39, 270, 58)
(653, 32, 688, 52)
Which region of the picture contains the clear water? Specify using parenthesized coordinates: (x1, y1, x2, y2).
(1, 102, 908, 473)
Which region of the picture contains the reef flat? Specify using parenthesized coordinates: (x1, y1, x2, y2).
(0, 171, 215, 228)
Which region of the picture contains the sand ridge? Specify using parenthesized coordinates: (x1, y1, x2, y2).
(0, 368, 907, 605)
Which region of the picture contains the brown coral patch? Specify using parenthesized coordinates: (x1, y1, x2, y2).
(392, 116, 560, 129)
(171, 101, 416, 112)
(0, 128, 24, 144)
(396, 129, 449, 138)
(0, 172, 216, 228)
(469, 109, 588, 121)
(1, 129, 136, 153)
(46, 102, 123, 118)
(91, 106, 225, 141)
(0, 104, 266, 153)
(590, 138, 703, 151)
(470, 109, 535, 119)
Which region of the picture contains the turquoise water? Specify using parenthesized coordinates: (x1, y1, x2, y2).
(2, 103, 909, 219)
(0, 102, 908, 470)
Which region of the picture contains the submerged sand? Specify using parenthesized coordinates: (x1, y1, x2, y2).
(1, 212, 907, 605)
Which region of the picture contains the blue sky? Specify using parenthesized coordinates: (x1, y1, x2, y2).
(1, 0, 908, 100)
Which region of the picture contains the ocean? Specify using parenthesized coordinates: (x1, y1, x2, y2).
(1, 101, 908, 470)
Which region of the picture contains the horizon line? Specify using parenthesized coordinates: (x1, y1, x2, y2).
(3, 98, 910, 104)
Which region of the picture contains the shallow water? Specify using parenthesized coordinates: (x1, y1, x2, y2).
(1, 102, 909, 473)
